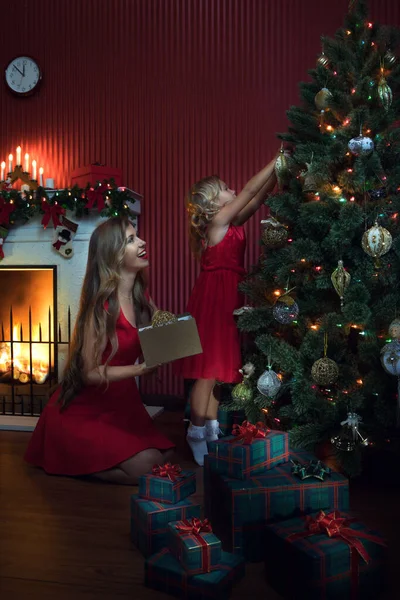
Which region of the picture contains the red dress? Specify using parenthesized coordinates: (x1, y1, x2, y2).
(25, 309, 174, 476)
(176, 224, 246, 383)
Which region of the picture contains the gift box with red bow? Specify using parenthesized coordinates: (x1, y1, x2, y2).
(130, 494, 201, 558)
(264, 510, 387, 599)
(167, 518, 222, 575)
(139, 463, 196, 504)
(207, 421, 289, 480)
(145, 548, 245, 599)
(204, 449, 349, 562)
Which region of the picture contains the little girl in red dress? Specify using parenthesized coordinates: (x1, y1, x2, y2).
(176, 158, 278, 465)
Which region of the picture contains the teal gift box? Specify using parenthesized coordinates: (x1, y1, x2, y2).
(130, 494, 201, 557)
(145, 548, 245, 599)
(217, 408, 246, 437)
(204, 450, 349, 562)
(264, 510, 387, 599)
(167, 518, 222, 575)
(139, 464, 196, 504)
(207, 426, 289, 480)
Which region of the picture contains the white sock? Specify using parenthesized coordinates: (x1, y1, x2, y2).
(205, 419, 221, 442)
(186, 424, 208, 467)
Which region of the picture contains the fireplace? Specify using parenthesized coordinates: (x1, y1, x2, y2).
(0, 266, 69, 416)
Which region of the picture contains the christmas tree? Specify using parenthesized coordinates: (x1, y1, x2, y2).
(229, 0, 400, 475)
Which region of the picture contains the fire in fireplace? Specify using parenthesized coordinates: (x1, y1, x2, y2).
(0, 266, 69, 416)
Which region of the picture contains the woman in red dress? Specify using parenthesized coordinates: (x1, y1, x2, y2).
(25, 216, 174, 484)
(176, 159, 277, 465)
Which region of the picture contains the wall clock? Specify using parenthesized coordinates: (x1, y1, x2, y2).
(5, 56, 42, 96)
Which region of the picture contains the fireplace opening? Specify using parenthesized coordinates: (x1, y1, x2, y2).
(0, 266, 67, 416)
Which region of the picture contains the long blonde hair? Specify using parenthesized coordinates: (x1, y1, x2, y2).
(58, 216, 153, 409)
(186, 175, 222, 258)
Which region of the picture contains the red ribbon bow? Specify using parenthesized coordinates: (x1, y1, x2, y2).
(229, 420, 268, 444)
(152, 462, 182, 482)
(288, 510, 386, 564)
(176, 518, 213, 572)
(86, 188, 105, 212)
(41, 200, 65, 229)
(0, 198, 15, 226)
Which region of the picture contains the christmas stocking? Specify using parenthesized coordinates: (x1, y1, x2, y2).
(0, 225, 9, 261)
(52, 216, 78, 259)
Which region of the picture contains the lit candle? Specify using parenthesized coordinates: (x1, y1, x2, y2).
(25, 153, 29, 173)
(32, 160, 37, 180)
(16, 146, 22, 166)
(8, 154, 13, 173)
(0, 161, 5, 180)
(39, 167, 44, 187)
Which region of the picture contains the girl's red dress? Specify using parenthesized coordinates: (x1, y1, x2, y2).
(176, 223, 246, 383)
(25, 309, 174, 475)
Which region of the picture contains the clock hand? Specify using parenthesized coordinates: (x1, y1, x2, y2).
(13, 64, 24, 76)
(23, 64, 25, 77)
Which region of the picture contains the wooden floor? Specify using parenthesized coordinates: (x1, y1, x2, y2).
(0, 411, 398, 600)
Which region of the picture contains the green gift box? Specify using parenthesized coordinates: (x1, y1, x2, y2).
(145, 548, 245, 599)
(207, 426, 289, 480)
(264, 510, 387, 599)
(204, 449, 349, 562)
(139, 464, 196, 504)
(130, 494, 201, 557)
(167, 518, 222, 575)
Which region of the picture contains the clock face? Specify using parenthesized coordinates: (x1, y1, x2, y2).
(5, 56, 41, 95)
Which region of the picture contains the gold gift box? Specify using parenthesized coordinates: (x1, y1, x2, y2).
(138, 313, 202, 368)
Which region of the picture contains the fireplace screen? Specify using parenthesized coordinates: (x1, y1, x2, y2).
(0, 266, 69, 416)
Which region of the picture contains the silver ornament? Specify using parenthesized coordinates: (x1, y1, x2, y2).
(380, 341, 400, 377)
(361, 220, 392, 259)
(388, 318, 400, 340)
(348, 135, 374, 156)
(257, 367, 281, 398)
(331, 412, 368, 451)
(273, 296, 299, 324)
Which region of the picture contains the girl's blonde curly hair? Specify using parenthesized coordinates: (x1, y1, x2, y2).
(186, 175, 222, 258)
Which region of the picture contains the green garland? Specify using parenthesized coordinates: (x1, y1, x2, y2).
(0, 179, 136, 228)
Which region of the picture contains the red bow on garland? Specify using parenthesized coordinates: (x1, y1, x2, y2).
(41, 200, 65, 229)
(229, 420, 269, 445)
(152, 462, 182, 482)
(176, 518, 213, 572)
(86, 188, 106, 212)
(288, 510, 386, 564)
(0, 198, 15, 226)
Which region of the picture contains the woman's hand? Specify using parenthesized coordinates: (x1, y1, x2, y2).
(135, 361, 161, 377)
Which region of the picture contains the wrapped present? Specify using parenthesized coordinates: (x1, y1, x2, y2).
(265, 510, 387, 599)
(207, 421, 289, 480)
(139, 463, 196, 504)
(217, 408, 247, 437)
(138, 313, 202, 367)
(130, 494, 201, 558)
(167, 518, 222, 575)
(204, 449, 349, 562)
(145, 548, 245, 599)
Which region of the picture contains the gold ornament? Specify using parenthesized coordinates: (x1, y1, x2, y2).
(260, 217, 288, 248)
(331, 260, 351, 307)
(311, 333, 339, 386)
(151, 310, 178, 327)
(300, 155, 323, 193)
(311, 358, 339, 386)
(274, 145, 296, 190)
(384, 50, 396, 67)
(232, 363, 255, 402)
(377, 75, 393, 111)
(389, 318, 400, 340)
(317, 52, 329, 67)
(314, 88, 332, 111)
(361, 220, 392, 266)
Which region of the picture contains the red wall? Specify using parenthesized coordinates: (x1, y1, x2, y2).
(1, 0, 399, 397)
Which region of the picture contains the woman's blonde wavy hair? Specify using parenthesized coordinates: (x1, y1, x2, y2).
(58, 216, 153, 410)
(186, 175, 222, 259)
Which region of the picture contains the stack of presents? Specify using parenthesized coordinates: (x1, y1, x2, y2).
(131, 409, 388, 599)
